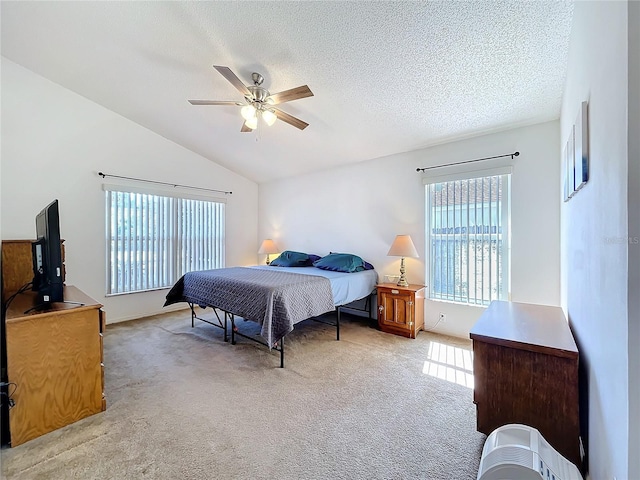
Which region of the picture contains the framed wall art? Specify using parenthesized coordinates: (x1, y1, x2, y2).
(573, 101, 589, 191)
(563, 125, 575, 202)
(563, 100, 589, 202)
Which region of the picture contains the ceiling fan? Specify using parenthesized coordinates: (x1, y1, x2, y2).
(189, 65, 314, 132)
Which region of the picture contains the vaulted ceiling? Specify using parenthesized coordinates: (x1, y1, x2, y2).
(1, 1, 573, 183)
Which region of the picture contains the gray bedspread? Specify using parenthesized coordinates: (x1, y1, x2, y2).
(164, 267, 335, 347)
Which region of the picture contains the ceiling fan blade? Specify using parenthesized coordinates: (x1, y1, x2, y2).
(273, 108, 309, 130)
(213, 65, 251, 97)
(241, 122, 252, 133)
(267, 85, 314, 105)
(189, 100, 243, 106)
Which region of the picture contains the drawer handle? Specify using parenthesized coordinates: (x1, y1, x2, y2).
(391, 289, 399, 294)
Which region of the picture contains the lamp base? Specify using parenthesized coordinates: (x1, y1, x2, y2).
(397, 257, 409, 287)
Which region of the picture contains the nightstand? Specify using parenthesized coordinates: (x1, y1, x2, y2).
(376, 283, 425, 338)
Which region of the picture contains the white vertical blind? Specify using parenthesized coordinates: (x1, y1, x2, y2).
(176, 198, 225, 276)
(105, 189, 225, 295)
(427, 174, 509, 306)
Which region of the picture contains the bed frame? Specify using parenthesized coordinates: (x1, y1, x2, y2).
(186, 290, 376, 368)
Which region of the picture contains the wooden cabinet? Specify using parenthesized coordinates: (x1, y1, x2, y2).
(2, 240, 105, 447)
(470, 301, 580, 467)
(2, 239, 65, 298)
(377, 283, 425, 338)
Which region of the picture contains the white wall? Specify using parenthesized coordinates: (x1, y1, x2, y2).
(259, 121, 560, 338)
(560, 1, 633, 478)
(1, 58, 259, 323)
(628, 2, 640, 477)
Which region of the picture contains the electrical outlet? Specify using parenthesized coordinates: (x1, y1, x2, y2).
(439, 312, 446, 322)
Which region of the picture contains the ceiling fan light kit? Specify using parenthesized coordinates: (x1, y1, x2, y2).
(262, 109, 277, 126)
(189, 65, 314, 132)
(241, 104, 256, 121)
(245, 116, 258, 130)
(240, 104, 277, 130)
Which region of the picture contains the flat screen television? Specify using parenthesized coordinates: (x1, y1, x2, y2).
(31, 199, 64, 305)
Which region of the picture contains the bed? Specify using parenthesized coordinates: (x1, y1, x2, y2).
(164, 263, 378, 367)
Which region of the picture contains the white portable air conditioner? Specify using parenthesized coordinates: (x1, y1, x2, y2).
(477, 424, 582, 480)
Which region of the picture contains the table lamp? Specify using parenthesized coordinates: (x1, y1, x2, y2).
(258, 239, 279, 265)
(387, 234, 419, 287)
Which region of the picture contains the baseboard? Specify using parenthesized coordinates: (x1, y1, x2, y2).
(106, 303, 190, 324)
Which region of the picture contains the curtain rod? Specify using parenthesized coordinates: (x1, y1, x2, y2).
(416, 151, 519, 172)
(98, 172, 232, 195)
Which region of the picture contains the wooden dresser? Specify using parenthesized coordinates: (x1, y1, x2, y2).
(377, 283, 425, 338)
(2, 240, 105, 447)
(470, 300, 580, 466)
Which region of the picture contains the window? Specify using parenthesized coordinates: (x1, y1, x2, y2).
(426, 173, 510, 305)
(105, 188, 225, 295)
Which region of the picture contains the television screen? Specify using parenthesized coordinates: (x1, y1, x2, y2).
(31, 199, 64, 304)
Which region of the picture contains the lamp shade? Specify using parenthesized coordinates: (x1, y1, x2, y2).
(245, 116, 258, 130)
(387, 235, 419, 258)
(258, 239, 279, 255)
(241, 104, 257, 121)
(262, 109, 277, 126)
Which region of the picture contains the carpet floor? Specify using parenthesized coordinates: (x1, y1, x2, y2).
(1, 308, 486, 479)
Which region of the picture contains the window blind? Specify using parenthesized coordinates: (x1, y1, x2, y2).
(105, 189, 225, 295)
(427, 174, 509, 305)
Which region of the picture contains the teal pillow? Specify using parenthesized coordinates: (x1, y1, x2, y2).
(313, 253, 366, 273)
(270, 250, 311, 267)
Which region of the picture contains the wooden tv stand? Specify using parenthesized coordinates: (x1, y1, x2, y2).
(2, 240, 106, 447)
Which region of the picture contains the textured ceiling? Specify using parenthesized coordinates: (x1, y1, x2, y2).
(1, 1, 573, 184)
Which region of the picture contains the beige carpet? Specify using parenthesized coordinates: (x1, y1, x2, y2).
(1, 309, 486, 479)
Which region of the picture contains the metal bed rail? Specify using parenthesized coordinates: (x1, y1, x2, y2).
(187, 289, 376, 368)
